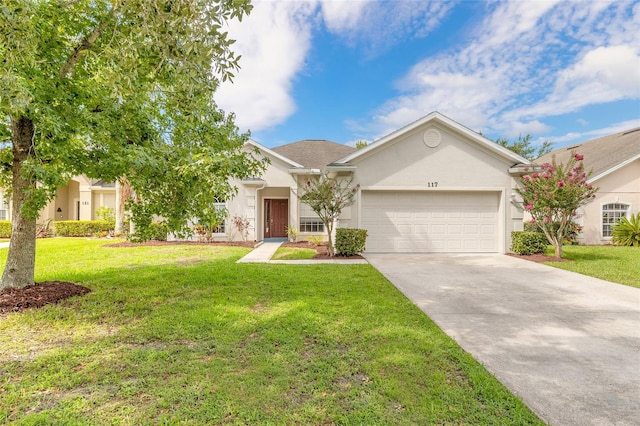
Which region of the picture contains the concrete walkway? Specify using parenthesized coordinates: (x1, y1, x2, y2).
(236, 241, 283, 263)
(366, 253, 640, 426)
(236, 241, 368, 264)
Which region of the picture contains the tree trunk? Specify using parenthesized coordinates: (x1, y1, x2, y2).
(1, 117, 37, 289)
(326, 221, 335, 257)
(555, 242, 563, 258)
(114, 180, 122, 233)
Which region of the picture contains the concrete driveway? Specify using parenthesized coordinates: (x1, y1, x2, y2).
(365, 253, 640, 426)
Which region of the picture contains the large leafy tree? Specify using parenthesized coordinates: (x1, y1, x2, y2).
(496, 134, 553, 161)
(298, 173, 359, 257)
(516, 152, 598, 258)
(0, 0, 264, 289)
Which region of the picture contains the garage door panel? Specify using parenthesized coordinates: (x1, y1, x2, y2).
(362, 191, 499, 253)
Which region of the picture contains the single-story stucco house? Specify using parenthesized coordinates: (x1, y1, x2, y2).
(535, 127, 640, 245)
(0, 112, 530, 252)
(21, 112, 638, 252)
(223, 112, 533, 253)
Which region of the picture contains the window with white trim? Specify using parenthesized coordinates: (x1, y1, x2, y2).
(602, 203, 629, 237)
(299, 202, 324, 233)
(213, 200, 226, 233)
(0, 191, 7, 220)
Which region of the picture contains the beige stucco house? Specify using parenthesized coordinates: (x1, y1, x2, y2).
(222, 112, 532, 253)
(38, 176, 116, 223)
(536, 127, 640, 245)
(1, 176, 116, 223)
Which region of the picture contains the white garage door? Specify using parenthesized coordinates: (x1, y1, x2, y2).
(361, 191, 500, 253)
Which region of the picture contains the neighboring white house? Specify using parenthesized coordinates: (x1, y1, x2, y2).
(535, 127, 640, 245)
(222, 112, 533, 253)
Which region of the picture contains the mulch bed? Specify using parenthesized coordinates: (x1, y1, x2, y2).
(104, 240, 257, 248)
(507, 253, 570, 263)
(0, 281, 91, 315)
(280, 241, 364, 260)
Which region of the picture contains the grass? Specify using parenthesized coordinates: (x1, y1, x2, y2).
(0, 238, 543, 425)
(271, 246, 317, 260)
(543, 245, 640, 288)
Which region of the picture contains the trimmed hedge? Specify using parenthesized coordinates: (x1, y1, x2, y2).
(129, 222, 168, 242)
(0, 220, 11, 238)
(54, 220, 114, 237)
(335, 228, 368, 256)
(511, 231, 548, 255)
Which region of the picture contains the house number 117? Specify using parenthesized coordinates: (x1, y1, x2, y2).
(427, 182, 438, 187)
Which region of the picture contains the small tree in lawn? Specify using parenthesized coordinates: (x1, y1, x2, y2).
(298, 173, 359, 257)
(516, 152, 598, 258)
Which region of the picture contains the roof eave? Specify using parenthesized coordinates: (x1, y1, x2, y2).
(587, 153, 640, 183)
(245, 139, 304, 168)
(325, 165, 357, 172)
(288, 168, 322, 175)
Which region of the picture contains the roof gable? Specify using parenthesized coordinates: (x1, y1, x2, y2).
(335, 112, 530, 166)
(536, 127, 640, 182)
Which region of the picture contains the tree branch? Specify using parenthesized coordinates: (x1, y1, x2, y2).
(59, 21, 106, 78)
(59, 0, 122, 80)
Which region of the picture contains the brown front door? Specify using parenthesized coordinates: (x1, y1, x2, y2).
(264, 199, 288, 238)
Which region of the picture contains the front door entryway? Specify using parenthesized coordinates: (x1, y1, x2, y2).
(264, 199, 288, 238)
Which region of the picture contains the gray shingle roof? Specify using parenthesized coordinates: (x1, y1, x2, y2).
(272, 140, 356, 169)
(536, 127, 640, 180)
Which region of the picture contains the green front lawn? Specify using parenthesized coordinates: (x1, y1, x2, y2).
(0, 239, 542, 425)
(271, 246, 317, 260)
(544, 245, 640, 288)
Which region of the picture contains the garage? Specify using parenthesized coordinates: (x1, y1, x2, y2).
(361, 191, 500, 253)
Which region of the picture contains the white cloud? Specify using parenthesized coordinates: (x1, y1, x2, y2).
(319, 0, 367, 33)
(508, 45, 640, 120)
(361, 1, 640, 140)
(321, 1, 455, 55)
(216, 0, 455, 134)
(215, 1, 318, 132)
(547, 118, 640, 146)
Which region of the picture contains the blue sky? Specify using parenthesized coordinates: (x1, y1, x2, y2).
(215, 0, 640, 149)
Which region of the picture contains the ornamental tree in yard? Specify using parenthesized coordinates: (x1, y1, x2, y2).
(0, 0, 264, 289)
(298, 173, 359, 257)
(516, 152, 598, 258)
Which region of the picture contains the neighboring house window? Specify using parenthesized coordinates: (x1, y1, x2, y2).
(0, 191, 7, 220)
(299, 202, 324, 233)
(602, 203, 630, 237)
(213, 200, 226, 233)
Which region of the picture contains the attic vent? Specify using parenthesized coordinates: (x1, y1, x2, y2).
(622, 128, 640, 136)
(423, 129, 441, 148)
(565, 144, 581, 150)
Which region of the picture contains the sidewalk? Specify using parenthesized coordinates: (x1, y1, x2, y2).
(236, 241, 368, 264)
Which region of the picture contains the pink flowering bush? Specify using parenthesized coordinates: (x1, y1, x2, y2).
(516, 152, 598, 258)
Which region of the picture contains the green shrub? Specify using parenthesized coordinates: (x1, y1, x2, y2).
(54, 220, 114, 237)
(612, 213, 640, 247)
(0, 220, 11, 238)
(335, 228, 368, 256)
(511, 231, 548, 255)
(523, 221, 582, 243)
(129, 222, 168, 242)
